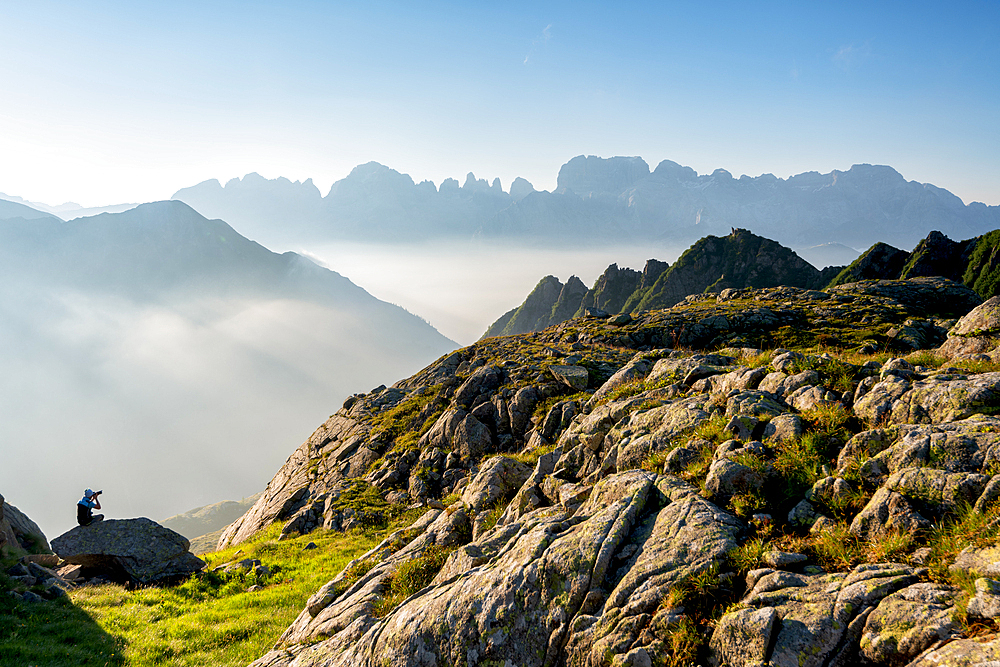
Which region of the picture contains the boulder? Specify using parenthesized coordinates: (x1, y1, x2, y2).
(419, 408, 494, 460)
(849, 488, 929, 541)
(967, 578, 1000, 620)
(710, 563, 921, 667)
(548, 364, 589, 391)
(904, 635, 1000, 667)
(588, 354, 655, 405)
(939, 296, 1000, 359)
(859, 582, 958, 665)
(725, 391, 785, 419)
(51, 518, 205, 585)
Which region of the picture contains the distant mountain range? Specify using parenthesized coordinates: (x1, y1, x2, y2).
(170, 156, 1000, 251)
(0, 201, 456, 535)
(0, 192, 138, 220)
(484, 227, 1000, 338)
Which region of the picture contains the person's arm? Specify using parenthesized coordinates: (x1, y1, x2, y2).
(94, 498, 101, 510)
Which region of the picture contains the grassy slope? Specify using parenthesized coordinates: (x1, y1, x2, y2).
(1, 512, 422, 667)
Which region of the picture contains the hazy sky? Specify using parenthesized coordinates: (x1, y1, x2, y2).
(1, 1, 997, 207)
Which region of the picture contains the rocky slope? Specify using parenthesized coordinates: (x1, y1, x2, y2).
(483, 228, 842, 338)
(213, 273, 1000, 666)
(172, 157, 1000, 252)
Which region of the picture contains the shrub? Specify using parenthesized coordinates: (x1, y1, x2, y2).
(372, 544, 455, 618)
(641, 449, 671, 474)
(730, 491, 768, 519)
(809, 522, 864, 570)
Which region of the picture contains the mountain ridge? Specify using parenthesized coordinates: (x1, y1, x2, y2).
(169, 157, 1000, 251)
(483, 228, 843, 338)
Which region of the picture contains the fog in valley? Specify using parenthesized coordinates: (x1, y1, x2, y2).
(2, 282, 457, 537)
(0, 204, 456, 537)
(303, 241, 688, 344)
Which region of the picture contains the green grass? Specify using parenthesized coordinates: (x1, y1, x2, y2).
(727, 537, 768, 574)
(368, 384, 445, 449)
(787, 356, 861, 394)
(505, 443, 557, 467)
(3, 516, 423, 667)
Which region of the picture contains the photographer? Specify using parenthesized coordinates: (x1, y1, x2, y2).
(77, 488, 104, 526)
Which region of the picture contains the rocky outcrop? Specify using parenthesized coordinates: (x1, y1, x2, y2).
(483, 275, 589, 338)
(831, 230, 1000, 303)
(0, 493, 50, 555)
(828, 242, 911, 287)
(711, 563, 924, 667)
(251, 470, 744, 667)
(628, 228, 835, 312)
(574, 263, 643, 317)
(51, 518, 205, 585)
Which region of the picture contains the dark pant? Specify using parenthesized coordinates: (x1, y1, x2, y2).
(78, 505, 104, 526)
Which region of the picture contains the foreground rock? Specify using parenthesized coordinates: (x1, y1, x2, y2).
(250, 469, 744, 667)
(51, 518, 205, 585)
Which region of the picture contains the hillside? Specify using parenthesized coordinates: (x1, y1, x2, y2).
(483, 228, 842, 338)
(0, 201, 456, 535)
(195, 268, 1000, 667)
(161, 493, 263, 541)
(171, 157, 1000, 252)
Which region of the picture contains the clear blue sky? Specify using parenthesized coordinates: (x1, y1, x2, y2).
(1, 0, 997, 206)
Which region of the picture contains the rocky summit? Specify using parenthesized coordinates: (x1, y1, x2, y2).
(51, 518, 205, 585)
(205, 273, 1000, 667)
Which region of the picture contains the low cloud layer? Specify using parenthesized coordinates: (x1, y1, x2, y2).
(305, 240, 686, 344)
(1, 280, 449, 537)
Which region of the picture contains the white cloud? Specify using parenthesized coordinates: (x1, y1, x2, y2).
(524, 23, 553, 65)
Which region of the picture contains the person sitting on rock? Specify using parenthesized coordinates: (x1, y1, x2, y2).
(77, 489, 103, 526)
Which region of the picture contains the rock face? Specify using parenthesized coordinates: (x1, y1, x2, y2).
(51, 518, 205, 584)
(251, 471, 744, 667)
(831, 229, 1000, 302)
(938, 295, 1000, 359)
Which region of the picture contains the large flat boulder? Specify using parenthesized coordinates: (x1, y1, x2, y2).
(51, 518, 204, 585)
